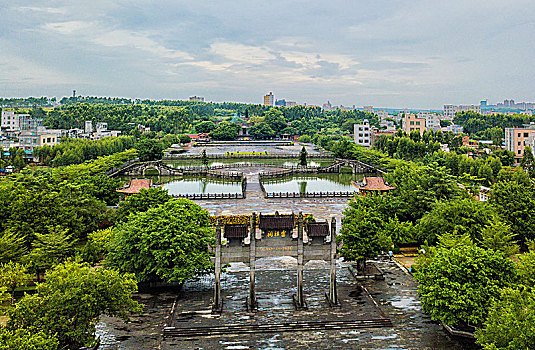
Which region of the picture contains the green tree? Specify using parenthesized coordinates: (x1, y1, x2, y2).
(77, 227, 115, 265)
(209, 121, 239, 140)
(417, 198, 500, 244)
(491, 179, 535, 247)
(520, 145, 535, 177)
(380, 216, 417, 246)
(263, 108, 287, 134)
(195, 120, 216, 134)
(414, 241, 517, 328)
(476, 288, 535, 350)
(340, 198, 390, 270)
(178, 134, 191, 144)
(299, 135, 312, 143)
(201, 149, 209, 167)
(299, 146, 308, 166)
(517, 246, 535, 287)
(249, 122, 275, 139)
(107, 198, 214, 283)
(115, 187, 172, 223)
(0, 328, 59, 350)
(7, 261, 140, 349)
(479, 221, 518, 256)
(28, 226, 77, 278)
(0, 231, 27, 264)
(0, 262, 32, 304)
(135, 138, 163, 162)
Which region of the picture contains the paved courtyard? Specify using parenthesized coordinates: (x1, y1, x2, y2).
(97, 258, 475, 349)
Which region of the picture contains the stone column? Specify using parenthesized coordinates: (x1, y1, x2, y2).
(329, 217, 338, 305)
(248, 213, 257, 312)
(296, 212, 305, 308)
(213, 220, 222, 313)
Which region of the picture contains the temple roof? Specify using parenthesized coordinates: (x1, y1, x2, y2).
(359, 177, 395, 191)
(117, 179, 152, 194)
(258, 215, 294, 230)
(306, 222, 329, 237)
(224, 224, 248, 238)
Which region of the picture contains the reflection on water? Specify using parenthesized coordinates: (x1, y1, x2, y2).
(121, 176, 242, 195)
(165, 158, 334, 168)
(262, 173, 377, 194)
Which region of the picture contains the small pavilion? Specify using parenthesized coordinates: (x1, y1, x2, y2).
(358, 176, 395, 196)
(117, 178, 153, 195)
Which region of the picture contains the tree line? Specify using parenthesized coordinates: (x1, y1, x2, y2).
(330, 139, 535, 348)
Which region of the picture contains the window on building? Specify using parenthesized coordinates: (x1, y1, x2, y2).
(47, 137, 51, 142)
(525, 133, 529, 137)
(518, 150, 522, 154)
(519, 141, 522, 146)
(416, 121, 421, 125)
(518, 133, 522, 137)
(410, 121, 414, 125)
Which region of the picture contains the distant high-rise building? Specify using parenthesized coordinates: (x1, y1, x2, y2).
(322, 101, 332, 111)
(264, 92, 274, 106)
(189, 96, 205, 102)
(275, 99, 286, 107)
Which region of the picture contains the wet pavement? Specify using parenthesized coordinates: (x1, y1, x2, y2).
(96, 158, 475, 349)
(97, 258, 474, 349)
(197, 166, 350, 231)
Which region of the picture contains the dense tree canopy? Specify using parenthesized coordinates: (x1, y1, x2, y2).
(415, 239, 517, 328)
(6, 261, 140, 349)
(476, 288, 535, 349)
(107, 199, 214, 283)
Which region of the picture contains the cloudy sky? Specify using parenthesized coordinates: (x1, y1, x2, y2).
(1, 0, 534, 108)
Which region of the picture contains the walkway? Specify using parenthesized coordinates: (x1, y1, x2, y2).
(97, 259, 473, 349)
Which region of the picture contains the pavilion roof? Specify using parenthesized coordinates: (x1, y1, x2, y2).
(224, 224, 249, 238)
(306, 222, 329, 237)
(117, 178, 152, 194)
(359, 177, 395, 191)
(258, 214, 294, 230)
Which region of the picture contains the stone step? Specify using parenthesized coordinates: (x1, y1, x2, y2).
(163, 318, 392, 338)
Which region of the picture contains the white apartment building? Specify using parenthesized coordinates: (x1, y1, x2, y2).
(1, 111, 31, 131)
(443, 104, 481, 118)
(354, 119, 372, 147)
(417, 112, 441, 131)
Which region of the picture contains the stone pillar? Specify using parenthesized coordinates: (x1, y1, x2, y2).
(213, 220, 222, 313)
(296, 212, 305, 308)
(248, 213, 257, 312)
(329, 217, 338, 305)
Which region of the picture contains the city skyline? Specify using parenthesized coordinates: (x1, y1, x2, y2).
(1, 1, 534, 108)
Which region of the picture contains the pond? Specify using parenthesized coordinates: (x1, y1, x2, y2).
(165, 158, 334, 168)
(122, 176, 243, 195)
(261, 173, 377, 194)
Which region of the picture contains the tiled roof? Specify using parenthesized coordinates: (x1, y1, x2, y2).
(224, 224, 249, 238)
(306, 222, 329, 237)
(117, 179, 152, 194)
(259, 215, 294, 230)
(359, 177, 395, 191)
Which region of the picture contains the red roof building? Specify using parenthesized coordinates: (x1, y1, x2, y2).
(117, 178, 153, 194)
(358, 177, 395, 195)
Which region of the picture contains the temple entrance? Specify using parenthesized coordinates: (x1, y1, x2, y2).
(212, 212, 338, 313)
